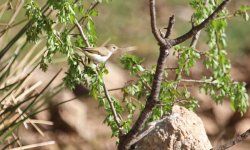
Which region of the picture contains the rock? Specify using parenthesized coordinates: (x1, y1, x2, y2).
(54, 90, 93, 140)
(192, 88, 213, 112)
(134, 105, 212, 150)
(199, 114, 220, 136)
(212, 101, 234, 127)
(235, 118, 250, 134)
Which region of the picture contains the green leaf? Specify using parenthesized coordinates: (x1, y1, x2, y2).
(120, 54, 144, 75)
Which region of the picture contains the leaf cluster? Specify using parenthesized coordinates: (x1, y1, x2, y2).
(19, 0, 250, 143)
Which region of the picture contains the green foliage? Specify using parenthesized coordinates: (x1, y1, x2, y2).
(120, 54, 144, 75)
(174, 45, 200, 77)
(25, 0, 53, 42)
(86, 17, 97, 46)
(23, 0, 127, 139)
(189, 0, 211, 25)
(24, 0, 102, 89)
(48, 0, 76, 23)
(118, 0, 249, 131)
(18, 0, 250, 144)
(235, 5, 250, 21)
(190, 0, 249, 113)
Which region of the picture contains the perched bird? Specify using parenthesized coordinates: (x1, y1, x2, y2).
(81, 44, 119, 63)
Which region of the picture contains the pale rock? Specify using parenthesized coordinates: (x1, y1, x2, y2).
(235, 118, 250, 134)
(135, 105, 212, 150)
(55, 90, 93, 140)
(199, 114, 220, 136)
(212, 101, 235, 127)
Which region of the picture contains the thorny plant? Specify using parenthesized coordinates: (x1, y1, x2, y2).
(0, 0, 250, 150)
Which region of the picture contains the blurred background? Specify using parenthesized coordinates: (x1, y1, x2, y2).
(0, 0, 250, 149)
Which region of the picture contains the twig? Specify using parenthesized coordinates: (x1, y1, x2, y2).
(190, 0, 209, 48)
(213, 129, 250, 150)
(10, 141, 55, 150)
(28, 119, 53, 125)
(215, 14, 235, 20)
(12, 133, 22, 147)
(165, 67, 178, 70)
(149, 0, 166, 46)
(108, 87, 124, 92)
(171, 0, 230, 46)
(164, 15, 175, 38)
(0, 19, 27, 36)
(128, 118, 165, 147)
(7, 0, 24, 26)
(74, 19, 91, 47)
(69, 2, 99, 38)
(102, 80, 123, 134)
(78, 1, 100, 26)
(180, 78, 215, 84)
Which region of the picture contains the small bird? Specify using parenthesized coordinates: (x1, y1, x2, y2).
(81, 44, 119, 63)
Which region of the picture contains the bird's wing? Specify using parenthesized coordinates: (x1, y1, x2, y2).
(83, 47, 110, 56)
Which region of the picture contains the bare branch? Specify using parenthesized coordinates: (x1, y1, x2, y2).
(190, 31, 200, 48)
(74, 19, 91, 47)
(119, 48, 169, 150)
(215, 14, 235, 20)
(149, 0, 166, 45)
(181, 78, 215, 84)
(69, 2, 99, 33)
(0, 19, 27, 36)
(172, 0, 230, 46)
(118, 0, 231, 149)
(213, 129, 250, 150)
(108, 87, 124, 92)
(165, 67, 178, 71)
(102, 80, 123, 134)
(72, 2, 100, 48)
(8, 0, 24, 26)
(164, 15, 175, 38)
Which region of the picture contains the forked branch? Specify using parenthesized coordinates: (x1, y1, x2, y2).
(118, 0, 231, 149)
(149, 0, 167, 46)
(172, 0, 230, 46)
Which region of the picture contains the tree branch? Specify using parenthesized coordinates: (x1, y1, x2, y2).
(118, 0, 231, 149)
(118, 0, 171, 147)
(180, 78, 215, 84)
(149, 0, 166, 45)
(172, 0, 230, 46)
(213, 129, 250, 150)
(164, 15, 175, 39)
(102, 79, 123, 134)
(74, 19, 91, 47)
(69, 2, 99, 33)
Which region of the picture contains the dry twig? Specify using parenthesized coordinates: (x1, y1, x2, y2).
(213, 129, 250, 150)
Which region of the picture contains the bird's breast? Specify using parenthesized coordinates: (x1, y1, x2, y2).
(84, 52, 112, 63)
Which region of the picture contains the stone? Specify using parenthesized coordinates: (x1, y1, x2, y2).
(134, 105, 212, 150)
